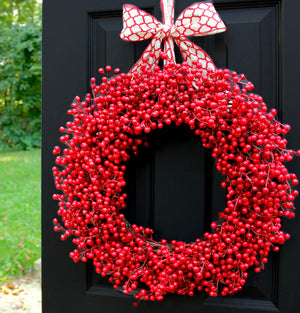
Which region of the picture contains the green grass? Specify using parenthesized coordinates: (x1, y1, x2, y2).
(0, 149, 41, 280)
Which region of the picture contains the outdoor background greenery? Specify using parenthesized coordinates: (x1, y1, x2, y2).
(0, 0, 42, 151)
(0, 149, 41, 279)
(0, 0, 42, 280)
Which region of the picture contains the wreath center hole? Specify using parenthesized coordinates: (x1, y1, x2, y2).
(124, 124, 223, 242)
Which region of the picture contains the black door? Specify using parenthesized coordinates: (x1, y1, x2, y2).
(42, 0, 300, 312)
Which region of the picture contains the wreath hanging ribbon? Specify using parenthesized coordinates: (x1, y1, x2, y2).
(120, 0, 226, 73)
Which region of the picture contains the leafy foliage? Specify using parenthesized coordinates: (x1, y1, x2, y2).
(0, 0, 41, 28)
(0, 1, 41, 150)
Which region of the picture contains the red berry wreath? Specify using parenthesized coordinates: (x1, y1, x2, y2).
(52, 0, 299, 306)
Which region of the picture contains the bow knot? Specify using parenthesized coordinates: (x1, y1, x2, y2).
(120, 0, 226, 74)
(161, 24, 175, 38)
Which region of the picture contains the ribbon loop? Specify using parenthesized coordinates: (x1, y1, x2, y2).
(175, 2, 226, 37)
(120, 5, 161, 42)
(120, 0, 226, 74)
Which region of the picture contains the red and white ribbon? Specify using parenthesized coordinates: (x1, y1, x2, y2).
(120, 0, 226, 74)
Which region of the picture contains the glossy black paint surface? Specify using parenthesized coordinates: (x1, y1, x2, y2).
(42, 1, 300, 312)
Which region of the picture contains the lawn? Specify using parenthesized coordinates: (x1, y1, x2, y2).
(0, 149, 41, 280)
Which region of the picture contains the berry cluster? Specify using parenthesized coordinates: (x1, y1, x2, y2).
(52, 57, 298, 305)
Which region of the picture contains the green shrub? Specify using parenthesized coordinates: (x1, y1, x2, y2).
(0, 1, 41, 151)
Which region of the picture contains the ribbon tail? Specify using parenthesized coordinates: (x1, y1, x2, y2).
(164, 38, 176, 65)
(175, 37, 217, 75)
(129, 37, 163, 74)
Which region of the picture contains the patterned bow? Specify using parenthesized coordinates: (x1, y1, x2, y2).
(120, 0, 226, 74)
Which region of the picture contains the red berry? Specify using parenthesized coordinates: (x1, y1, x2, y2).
(52, 62, 298, 303)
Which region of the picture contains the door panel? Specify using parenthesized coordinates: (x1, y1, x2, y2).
(42, 1, 300, 312)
